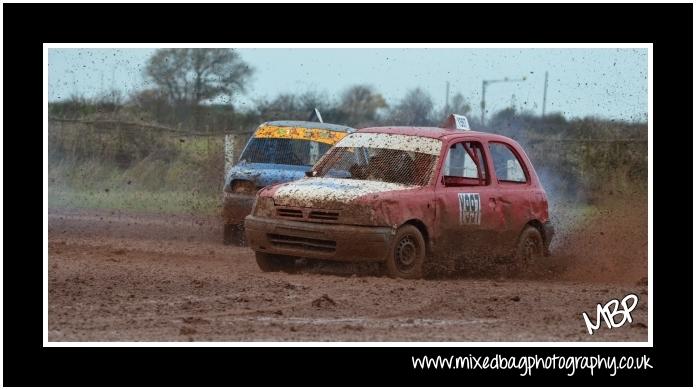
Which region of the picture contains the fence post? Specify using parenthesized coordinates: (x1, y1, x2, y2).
(224, 134, 236, 179)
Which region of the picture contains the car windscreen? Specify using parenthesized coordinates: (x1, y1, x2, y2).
(313, 146, 439, 186)
(240, 138, 331, 166)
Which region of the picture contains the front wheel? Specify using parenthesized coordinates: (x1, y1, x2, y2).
(384, 225, 426, 279)
(255, 252, 297, 273)
(223, 223, 245, 246)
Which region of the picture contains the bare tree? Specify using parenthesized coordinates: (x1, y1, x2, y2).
(297, 90, 330, 114)
(255, 93, 301, 120)
(145, 49, 253, 128)
(339, 85, 387, 126)
(255, 91, 335, 122)
(448, 93, 471, 116)
(389, 88, 434, 126)
(145, 49, 189, 105)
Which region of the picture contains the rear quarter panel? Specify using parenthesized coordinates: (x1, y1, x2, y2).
(485, 138, 549, 249)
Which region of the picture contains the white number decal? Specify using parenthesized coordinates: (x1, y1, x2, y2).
(458, 192, 481, 225)
(454, 115, 470, 130)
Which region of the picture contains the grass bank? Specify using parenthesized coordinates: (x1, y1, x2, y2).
(48, 187, 221, 215)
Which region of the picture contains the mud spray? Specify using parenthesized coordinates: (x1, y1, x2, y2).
(537, 167, 648, 285)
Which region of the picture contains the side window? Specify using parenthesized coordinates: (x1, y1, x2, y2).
(489, 142, 527, 183)
(308, 142, 331, 165)
(443, 141, 488, 180)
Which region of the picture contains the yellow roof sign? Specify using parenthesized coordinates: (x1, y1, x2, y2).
(254, 124, 348, 145)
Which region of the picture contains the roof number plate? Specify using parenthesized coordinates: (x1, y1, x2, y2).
(442, 113, 471, 131)
(453, 114, 470, 130)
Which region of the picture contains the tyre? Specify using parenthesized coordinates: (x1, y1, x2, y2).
(223, 223, 245, 246)
(514, 226, 544, 269)
(384, 225, 426, 279)
(255, 252, 296, 273)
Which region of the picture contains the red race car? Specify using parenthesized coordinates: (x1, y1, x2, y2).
(245, 114, 554, 278)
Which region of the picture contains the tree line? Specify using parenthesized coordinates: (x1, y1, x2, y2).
(48, 48, 648, 201)
(48, 48, 497, 132)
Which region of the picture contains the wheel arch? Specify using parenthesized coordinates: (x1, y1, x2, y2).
(401, 219, 431, 253)
(523, 218, 543, 236)
(523, 219, 550, 254)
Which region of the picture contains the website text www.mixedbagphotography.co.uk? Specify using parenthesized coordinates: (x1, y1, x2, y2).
(412, 354, 653, 376)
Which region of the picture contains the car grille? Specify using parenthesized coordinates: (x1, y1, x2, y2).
(308, 210, 339, 221)
(267, 234, 336, 253)
(275, 207, 340, 222)
(276, 208, 303, 218)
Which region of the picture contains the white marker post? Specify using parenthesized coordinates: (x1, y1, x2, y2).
(224, 134, 236, 180)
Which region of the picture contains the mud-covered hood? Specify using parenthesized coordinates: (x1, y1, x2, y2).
(225, 162, 309, 188)
(272, 177, 414, 209)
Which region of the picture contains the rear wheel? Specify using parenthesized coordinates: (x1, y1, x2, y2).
(384, 225, 426, 279)
(514, 226, 543, 270)
(255, 252, 296, 273)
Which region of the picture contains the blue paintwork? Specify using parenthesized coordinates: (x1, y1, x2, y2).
(225, 161, 309, 189)
(224, 121, 356, 191)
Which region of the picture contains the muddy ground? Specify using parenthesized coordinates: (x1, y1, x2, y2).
(48, 205, 648, 342)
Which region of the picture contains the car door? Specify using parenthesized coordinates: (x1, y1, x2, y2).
(434, 138, 505, 260)
(486, 141, 534, 252)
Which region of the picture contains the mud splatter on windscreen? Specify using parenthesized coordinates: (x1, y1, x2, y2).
(314, 147, 438, 187)
(311, 132, 442, 186)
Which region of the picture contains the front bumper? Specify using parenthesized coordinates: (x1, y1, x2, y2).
(245, 215, 395, 262)
(222, 192, 256, 225)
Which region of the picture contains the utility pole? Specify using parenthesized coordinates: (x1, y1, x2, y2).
(480, 76, 527, 126)
(111, 66, 116, 102)
(542, 71, 548, 117)
(480, 80, 486, 125)
(444, 81, 450, 115)
(72, 72, 77, 97)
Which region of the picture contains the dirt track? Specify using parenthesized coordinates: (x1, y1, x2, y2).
(48, 207, 648, 342)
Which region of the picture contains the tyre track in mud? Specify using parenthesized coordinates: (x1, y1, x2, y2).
(48, 208, 648, 342)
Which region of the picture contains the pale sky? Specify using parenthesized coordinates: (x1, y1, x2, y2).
(48, 48, 648, 121)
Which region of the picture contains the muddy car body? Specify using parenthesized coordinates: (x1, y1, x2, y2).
(245, 116, 554, 278)
(223, 120, 355, 244)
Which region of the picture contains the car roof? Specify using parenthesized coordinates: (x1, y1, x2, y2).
(265, 120, 355, 133)
(356, 126, 518, 144)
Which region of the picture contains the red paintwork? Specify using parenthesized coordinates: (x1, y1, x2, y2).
(257, 126, 550, 257)
(361, 127, 550, 255)
(357, 126, 488, 140)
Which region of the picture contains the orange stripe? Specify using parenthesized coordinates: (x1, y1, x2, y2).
(254, 124, 347, 145)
